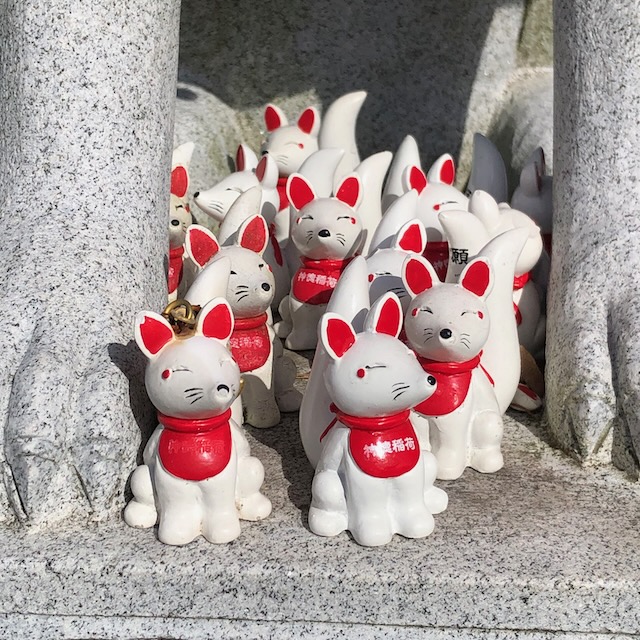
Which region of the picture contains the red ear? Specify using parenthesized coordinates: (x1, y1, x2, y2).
(186, 225, 220, 268)
(395, 221, 426, 254)
(264, 104, 284, 132)
(321, 314, 356, 361)
(238, 215, 269, 255)
(335, 174, 361, 208)
(198, 298, 234, 342)
(255, 156, 267, 181)
(171, 166, 188, 198)
(372, 294, 403, 338)
(439, 157, 455, 185)
(460, 259, 492, 297)
(402, 255, 438, 297)
(235, 145, 246, 172)
(135, 313, 174, 359)
(408, 166, 427, 194)
(297, 107, 317, 135)
(287, 174, 316, 210)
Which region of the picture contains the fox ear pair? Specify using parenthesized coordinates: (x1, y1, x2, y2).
(287, 173, 362, 211)
(402, 255, 493, 299)
(321, 293, 403, 361)
(135, 298, 234, 360)
(264, 104, 320, 136)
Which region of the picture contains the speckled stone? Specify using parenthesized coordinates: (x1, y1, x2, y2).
(1, 410, 640, 638)
(546, 0, 640, 475)
(175, 0, 538, 189)
(0, 0, 181, 525)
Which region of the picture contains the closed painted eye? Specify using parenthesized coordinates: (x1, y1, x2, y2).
(217, 384, 230, 393)
(357, 365, 387, 377)
(230, 270, 237, 275)
(432, 200, 459, 211)
(461, 310, 481, 317)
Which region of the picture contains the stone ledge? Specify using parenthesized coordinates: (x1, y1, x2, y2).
(1, 407, 638, 639)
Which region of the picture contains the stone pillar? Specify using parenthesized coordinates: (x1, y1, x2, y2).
(547, 0, 640, 474)
(0, 0, 181, 525)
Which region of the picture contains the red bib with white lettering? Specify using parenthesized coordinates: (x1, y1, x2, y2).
(168, 246, 184, 294)
(158, 410, 233, 481)
(414, 356, 480, 416)
(292, 257, 352, 305)
(229, 313, 270, 372)
(332, 406, 419, 478)
(424, 241, 449, 281)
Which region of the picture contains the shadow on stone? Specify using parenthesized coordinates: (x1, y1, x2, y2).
(108, 341, 156, 465)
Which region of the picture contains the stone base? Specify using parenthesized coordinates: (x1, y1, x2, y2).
(1, 390, 638, 639)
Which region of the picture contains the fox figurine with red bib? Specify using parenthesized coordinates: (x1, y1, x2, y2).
(309, 293, 446, 547)
(275, 172, 364, 350)
(124, 298, 271, 545)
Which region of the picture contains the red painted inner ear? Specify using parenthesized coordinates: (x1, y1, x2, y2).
(170, 166, 188, 198)
(236, 145, 246, 171)
(325, 317, 356, 358)
(264, 105, 282, 132)
(375, 297, 402, 337)
(461, 261, 491, 297)
(398, 223, 424, 253)
(239, 216, 268, 254)
(201, 303, 233, 341)
(297, 108, 316, 134)
(139, 316, 174, 355)
(189, 228, 219, 267)
(440, 158, 455, 185)
(409, 166, 427, 194)
(288, 175, 315, 210)
(404, 258, 434, 295)
(255, 156, 267, 181)
(335, 176, 360, 208)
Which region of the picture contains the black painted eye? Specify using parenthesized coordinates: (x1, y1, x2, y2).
(170, 219, 180, 227)
(217, 384, 230, 393)
(427, 376, 436, 386)
(230, 270, 237, 275)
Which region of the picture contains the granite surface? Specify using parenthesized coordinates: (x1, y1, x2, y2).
(0, 0, 181, 526)
(175, 0, 549, 192)
(1, 397, 639, 638)
(546, 0, 640, 476)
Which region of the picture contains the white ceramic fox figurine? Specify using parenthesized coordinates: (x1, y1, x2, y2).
(168, 141, 195, 302)
(309, 293, 446, 547)
(275, 172, 364, 350)
(401, 158, 469, 280)
(124, 297, 271, 545)
(184, 216, 287, 428)
(260, 103, 321, 211)
(401, 229, 529, 480)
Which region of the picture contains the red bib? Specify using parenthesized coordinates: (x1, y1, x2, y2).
(277, 176, 289, 212)
(168, 246, 184, 294)
(292, 257, 352, 305)
(229, 313, 270, 372)
(415, 356, 480, 416)
(331, 405, 420, 478)
(158, 410, 233, 481)
(424, 241, 449, 281)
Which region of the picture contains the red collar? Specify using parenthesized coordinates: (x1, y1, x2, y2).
(233, 312, 268, 330)
(158, 408, 232, 433)
(417, 354, 481, 375)
(169, 245, 185, 259)
(513, 271, 530, 290)
(330, 403, 411, 431)
(301, 257, 353, 271)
